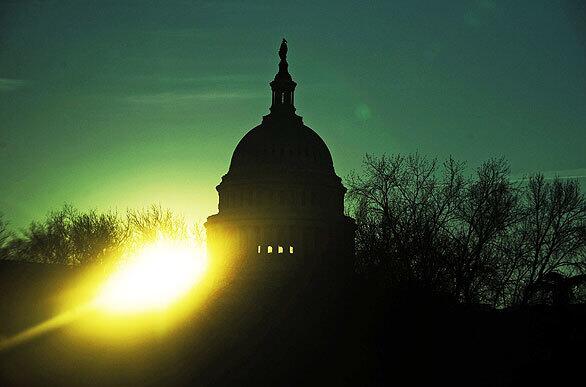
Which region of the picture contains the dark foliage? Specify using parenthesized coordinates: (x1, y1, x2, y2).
(0, 204, 194, 266)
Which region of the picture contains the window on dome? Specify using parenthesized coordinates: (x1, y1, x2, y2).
(267, 246, 273, 254)
(278, 246, 284, 254)
(257, 245, 261, 254)
(289, 246, 294, 254)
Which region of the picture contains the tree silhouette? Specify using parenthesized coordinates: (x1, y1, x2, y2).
(1, 205, 120, 265)
(21, 206, 74, 264)
(347, 153, 586, 307)
(515, 175, 586, 305)
(347, 153, 465, 301)
(125, 204, 188, 245)
(449, 158, 518, 304)
(0, 204, 195, 266)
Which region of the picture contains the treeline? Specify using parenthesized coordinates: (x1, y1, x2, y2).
(0, 205, 202, 266)
(1, 154, 585, 308)
(347, 153, 586, 308)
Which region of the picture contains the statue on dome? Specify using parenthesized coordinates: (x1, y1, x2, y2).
(279, 38, 288, 61)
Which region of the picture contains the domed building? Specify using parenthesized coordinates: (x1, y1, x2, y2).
(205, 40, 355, 285)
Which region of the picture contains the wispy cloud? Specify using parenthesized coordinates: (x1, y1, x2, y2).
(125, 90, 263, 105)
(0, 78, 28, 92)
(512, 168, 586, 182)
(135, 74, 262, 85)
(541, 169, 586, 180)
(123, 72, 265, 105)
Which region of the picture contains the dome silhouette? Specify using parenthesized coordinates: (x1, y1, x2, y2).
(205, 39, 355, 283)
(228, 116, 334, 177)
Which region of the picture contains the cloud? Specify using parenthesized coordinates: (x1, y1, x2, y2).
(136, 74, 262, 85)
(0, 78, 28, 92)
(512, 168, 586, 182)
(543, 169, 586, 180)
(122, 72, 265, 105)
(125, 90, 263, 105)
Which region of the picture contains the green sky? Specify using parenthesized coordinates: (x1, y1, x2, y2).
(1, 0, 585, 228)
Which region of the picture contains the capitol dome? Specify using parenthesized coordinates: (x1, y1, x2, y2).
(228, 117, 335, 177)
(205, 39, 355, 279)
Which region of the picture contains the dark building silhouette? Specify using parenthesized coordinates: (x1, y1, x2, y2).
(205, 39, 355, 285)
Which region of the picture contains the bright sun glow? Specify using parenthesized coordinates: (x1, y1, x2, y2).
(93, 238, 208, 314)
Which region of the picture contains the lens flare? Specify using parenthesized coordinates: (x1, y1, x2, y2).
(93, 238, 208, 313)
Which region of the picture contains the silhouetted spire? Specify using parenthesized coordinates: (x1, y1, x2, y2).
(270, 38, 297, 115)
(279, 38, 288, 62)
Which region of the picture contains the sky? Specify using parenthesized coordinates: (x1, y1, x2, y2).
(1, 0, 585, 229)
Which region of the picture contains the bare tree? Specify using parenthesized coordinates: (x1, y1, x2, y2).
(516, 175, 586, 305)
(347, 154, 586, 308)
(68, 209, 125, 265)
(125, 204, 188, 246)
(448, 158, 519, 304)
(21, 206, 74, 264)
(5, 205, 123, 265)
(1, 204, 199, 266)
(191, 221, 207, 248)
(347, 153, 465, 299)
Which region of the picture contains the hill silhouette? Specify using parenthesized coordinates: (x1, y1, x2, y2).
(1, 258, 585, 386)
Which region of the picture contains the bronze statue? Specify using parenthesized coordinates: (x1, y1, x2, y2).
(279, 38, 287, 61)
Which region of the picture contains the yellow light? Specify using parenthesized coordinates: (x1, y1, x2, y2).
(93, 238, 208, 313)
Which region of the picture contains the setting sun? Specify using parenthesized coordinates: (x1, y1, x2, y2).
(93, 238, 208, 313)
